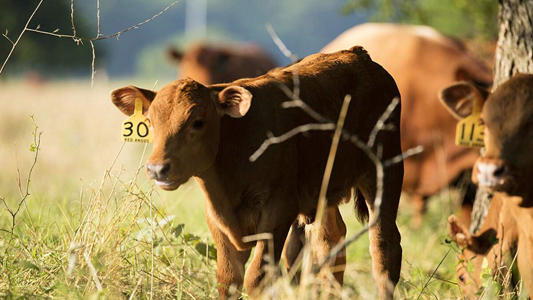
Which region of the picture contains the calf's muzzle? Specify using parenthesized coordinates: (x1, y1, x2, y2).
(146, 163, 171, 180)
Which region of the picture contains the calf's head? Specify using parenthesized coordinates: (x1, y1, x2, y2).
(440, 74, 533, 204)
(448, 215, 496, 299)
(111, 78, 252, 190)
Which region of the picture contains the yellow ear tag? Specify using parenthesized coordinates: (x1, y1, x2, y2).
(455, 97, 484, 148)
(122, 98, 153, 143)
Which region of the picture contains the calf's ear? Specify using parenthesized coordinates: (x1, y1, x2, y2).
(448, 215, 472, 248)
(217, 86, 252, 118)
(438, 81, 488, 120)
(448, 215, 496, 254)
(111, 86, 156, 116)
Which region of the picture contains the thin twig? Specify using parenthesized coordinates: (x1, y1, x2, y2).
(25, 0, 180, 42)
(266, 24, 298, 62)
(0, 0, 44, 75)
(368, 97, 400, 147)
(314, 95, 352, 227)
(249, 123, 335, 162)
(90, 40, 96, 87)
(70, 0, 76, 37)
(96, 0, 101, 38)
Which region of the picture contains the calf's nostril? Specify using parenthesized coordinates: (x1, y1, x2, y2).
(493, 165, 505, 177)
(159, 164, 171, 177)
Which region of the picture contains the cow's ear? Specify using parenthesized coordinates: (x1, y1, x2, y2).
(111, 86, 156, 116)
(217, 86, 252, 118)
(439, 81, 488, 120)
(167, 47, 183, 62)
(448, 215, 472, 248)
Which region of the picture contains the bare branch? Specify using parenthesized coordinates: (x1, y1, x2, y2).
(368, 97, 400, 147)
(314, 95, 352, 227)
(90, 40, 96, 88)
(25, 0, 180, 42)
(2, 33, 14, 45)
(96, 0, 101, 38)
(249, 123, 335, 162)
(70, 0, 76, 37)
(0, 0, 44, 76)
(266, 24, 298, 62)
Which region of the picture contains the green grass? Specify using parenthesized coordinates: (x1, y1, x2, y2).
(0, 80, 502, 299)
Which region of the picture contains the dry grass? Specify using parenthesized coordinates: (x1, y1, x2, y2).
(0, 80, 522, 299)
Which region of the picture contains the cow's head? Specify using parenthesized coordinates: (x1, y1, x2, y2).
(111, 78, 252, 190)
(439, 75, 533, 204)
(168, 44, 277, 85)
(448, 215, 495, 299)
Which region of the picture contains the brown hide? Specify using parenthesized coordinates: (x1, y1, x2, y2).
(444, 75, 533, 298)
(321, 23, 492, 202)
(113, 47, 403, 299)
(168, 43, 277, 85)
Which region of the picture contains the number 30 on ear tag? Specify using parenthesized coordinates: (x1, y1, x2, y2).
(122, 98, 153, 143)
(455, 112, 484, 148)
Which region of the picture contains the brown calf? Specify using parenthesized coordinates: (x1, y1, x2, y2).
(322, 23, 493, 227)
(112, 47, 403, 299)
(442, 74, 533, 298)
(168, 43, 277, 85)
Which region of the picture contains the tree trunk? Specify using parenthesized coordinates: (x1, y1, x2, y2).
(494, 0, 533, 88)
(471, 0, 533, 233)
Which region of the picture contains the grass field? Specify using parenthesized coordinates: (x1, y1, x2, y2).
(0, 80, 513, 299)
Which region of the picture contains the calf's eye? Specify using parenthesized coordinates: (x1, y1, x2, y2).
(193, 119, 205, 129)
(459, 274, 465, 283)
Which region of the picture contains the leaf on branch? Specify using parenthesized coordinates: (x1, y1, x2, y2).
(53, 28, 60, 33)
(36, 24, 41, 30)
(30, 143, 36, 152)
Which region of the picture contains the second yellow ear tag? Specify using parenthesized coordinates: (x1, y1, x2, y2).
(122, 98, 153, 143)
(456, 113, 484, 148)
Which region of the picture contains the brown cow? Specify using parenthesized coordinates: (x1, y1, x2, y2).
(168, 43, 277, 85)
(321, 23, 493, 227)
(112, 47, 403, 299)
(442, 74, 533, 298)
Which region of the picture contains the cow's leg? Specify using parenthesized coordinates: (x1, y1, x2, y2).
(283, 220, 305, 275)
(244, 220, 292, 297)
(360, 165, 403, 300)
(306, 206, 347, 285)
(206, 215, 251, 300)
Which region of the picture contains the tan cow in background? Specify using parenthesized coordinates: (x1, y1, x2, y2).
(322, 23, 493, 226)
(168, 43, 277, 85)
(443, 75, 533, 299)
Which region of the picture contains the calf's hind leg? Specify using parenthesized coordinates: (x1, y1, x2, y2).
(306, 206, 347, 285)
(359, 163, 403, 300)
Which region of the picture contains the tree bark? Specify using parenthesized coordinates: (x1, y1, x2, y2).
(471, 0, 533, 233)
(494, 0, 533, 88)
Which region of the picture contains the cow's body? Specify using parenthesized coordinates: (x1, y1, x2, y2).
(322, 23, 492, 226)
(444, 75, 533, 298)
(112, 47, 403, 299)
(168, 43, 277, 85)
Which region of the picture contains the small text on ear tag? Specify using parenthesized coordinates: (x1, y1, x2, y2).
(455, 112, 484, 148)
(122, 98, 153, 143)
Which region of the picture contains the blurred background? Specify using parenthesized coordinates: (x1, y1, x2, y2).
(1, 0, 497, 80)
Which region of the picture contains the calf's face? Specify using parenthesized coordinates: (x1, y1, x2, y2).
(111, 79, 252, 190)
(448, 215, 496, 299)
(440, 75, 533, 204)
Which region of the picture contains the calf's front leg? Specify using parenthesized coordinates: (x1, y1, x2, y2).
(206, 213, 251, 300)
